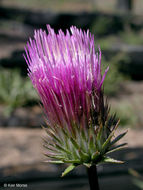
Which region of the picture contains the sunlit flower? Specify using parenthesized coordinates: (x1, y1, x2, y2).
(24, 25, 126, 176)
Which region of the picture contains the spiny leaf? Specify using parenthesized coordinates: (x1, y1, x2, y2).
(42, 137, 51, 145)
(80, 131, 87, 153)
(133, 178, 143, 189)
(78, 149, 90, 163)
(107, 146, 126, 154)
(91, 151, 100, 161)
(101, 133, 114, 153)
(96, 140, 102, 152)
(70, 146, 80, 160)
(96, 124, 103, 142)
(81, 127, 87, 142)
(61, 127, 70, 138)
(43, 144, 57, 152)
(72, 121, 80, 138)
(43, 153, 65, 160)
(70, 136, 80, 149)
(42, 137, 57, 149)
(69, 137, 84, 160)
(112, 119, 120, 132)
(110, 131, 127, 146)
(44, 127, 63, 145)
(88, 135, 96, 154)
(45, 160, 64, 164)
(108, 113, 117, 129)
(103, 156, 124, 164)
(55, 143, 71, 155)
(83, 163, 92, 168)
(62, 164, 76, 177)
(59, 127, 69, 150)
(107, 143, 127, 154)
(96, 123, 104, 151)
(102, 120, 120, 152)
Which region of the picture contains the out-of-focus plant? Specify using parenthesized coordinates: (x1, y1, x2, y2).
(111, 101, 138, 127)
(92, 29, 143, 50)
(90, 17, 113, 36)
(96, 30, 143, 48)
(102, 53, 129, 96)
(129, 169, 143, 189)
(0, 68, 38, 115)
(119, 29, 143, 45)
(96, 36, 116, 49)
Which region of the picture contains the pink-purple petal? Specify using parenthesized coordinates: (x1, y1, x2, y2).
(24, 25, 108, 131)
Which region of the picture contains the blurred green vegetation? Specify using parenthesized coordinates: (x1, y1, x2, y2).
(0, 68, 38, 116)
(97, 30, 143, 49)
(90, 17, 143, 49)
(102, 53, 129, 96)
(101, 53, 141, 127)
(96, 36, 116, 49)
(119, 29, 143, 45)
(1, 0, 93, 12)
(90, 17, 113, 36)
(129, 169, 143, 189)
(2, 0, 143, 15)
(111, 101, 138, 127)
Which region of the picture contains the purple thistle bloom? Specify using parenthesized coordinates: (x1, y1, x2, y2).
(25, 25, 108, 131)
(24, 25, 126, 176)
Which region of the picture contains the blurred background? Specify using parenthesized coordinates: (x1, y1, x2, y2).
(0, 0, 143, 189)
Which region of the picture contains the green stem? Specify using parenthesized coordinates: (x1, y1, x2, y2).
(87, 165, 100, 190)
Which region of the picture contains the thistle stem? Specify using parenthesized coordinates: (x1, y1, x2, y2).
(87, 165, 100, 190)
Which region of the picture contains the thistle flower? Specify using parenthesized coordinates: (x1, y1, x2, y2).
(24, 25, 127, 177)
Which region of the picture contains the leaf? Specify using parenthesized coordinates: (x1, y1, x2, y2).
(78, 149, 89, 163)
(96, 124, 103, 143)
(61, 127, 69, 138)
(44, 127, 63, 145)
(55, 143, 71, 155)
(80, 130, 88, 153)
(101, 133, 114, 153)
(88, 135, 96, 154)
(81, 128, 87, 142)
(62, 164, 76, 177)
(107, 143, 127, 154)
(110, 131, 127, 146)
(70, 136, 80, 149)
(45, 160, 64, 164)
(133, 178, 143, 189)
(91, 151, 100, 161)
(103, 156, 124, 164)
(102, 120, 120, 152)
(43, 153, 65, 160)
(83, 163, 92, 168)
(43, 144, 56, 152)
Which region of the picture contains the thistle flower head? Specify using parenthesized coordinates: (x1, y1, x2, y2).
(24, 25, 127, 176)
